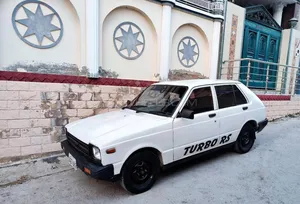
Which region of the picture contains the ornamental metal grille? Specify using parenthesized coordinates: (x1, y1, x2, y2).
(176, 0, 224, 15)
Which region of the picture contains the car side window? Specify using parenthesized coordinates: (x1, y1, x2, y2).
(215, 85, 235, 109)
(215, 85, 247, 109)
(183, 87, 214, 114)
(233, 85, 247, 105)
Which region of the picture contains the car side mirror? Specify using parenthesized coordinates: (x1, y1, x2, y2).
(178, 109, 194, 119)
(126, 100, 131, 106)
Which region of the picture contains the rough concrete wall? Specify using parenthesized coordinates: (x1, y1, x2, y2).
(0, 62, 119, 78)
(263, 97, 300, 120)
(0, 62, 88, 76)
(168, 69, 208, 80)
(0, 80, 141, 160)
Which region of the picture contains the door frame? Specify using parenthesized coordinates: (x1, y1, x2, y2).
(172, 85, 220, 161)
(174, 84, 219, 115)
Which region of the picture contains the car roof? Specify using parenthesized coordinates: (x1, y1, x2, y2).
(152, 79, 240, 88)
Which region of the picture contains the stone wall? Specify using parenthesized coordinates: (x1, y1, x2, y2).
(0, 80, 300, 161)
(0, 80, 142, 160)
(264, 97, 300, 120)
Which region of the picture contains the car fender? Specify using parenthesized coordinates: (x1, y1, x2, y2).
(113, 142, 167, 175)
(123, 142, 164, 164)
(238, 118, 259, 137)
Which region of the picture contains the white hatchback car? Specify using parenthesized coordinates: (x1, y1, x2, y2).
(61, 79, 268, 194)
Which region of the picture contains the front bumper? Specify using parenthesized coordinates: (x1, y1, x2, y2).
(257, 118, 268, 133)
(61, 140, 115, 181)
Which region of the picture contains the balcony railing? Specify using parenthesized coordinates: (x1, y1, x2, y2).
(176, 0, 224, 15)
(221, 58, 300, 95)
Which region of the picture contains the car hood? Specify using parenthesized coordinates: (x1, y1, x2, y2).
(65, 109, 170, 146)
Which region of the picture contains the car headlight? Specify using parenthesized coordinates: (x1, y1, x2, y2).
(92, 146, 101, 160)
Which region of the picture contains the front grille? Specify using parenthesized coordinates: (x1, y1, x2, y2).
(66, 131, 90, 157)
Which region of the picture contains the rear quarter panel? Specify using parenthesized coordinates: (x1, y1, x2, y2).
(237, 83, 266, 124)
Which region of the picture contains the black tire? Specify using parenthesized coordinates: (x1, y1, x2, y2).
(120, 150, 160, 194)
(234, 123, 256, 154)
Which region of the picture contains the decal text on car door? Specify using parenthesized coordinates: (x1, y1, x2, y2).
(183, 134, 232, 156)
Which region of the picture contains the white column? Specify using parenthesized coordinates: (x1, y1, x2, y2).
(272, 3, 286, 26)
(86, 0, 99, 78)
(210, 20, 221, 80)
(296, 11, 300, 30)
(159, 2, 173, 81)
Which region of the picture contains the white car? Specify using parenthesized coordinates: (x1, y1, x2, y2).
(61, 79, 268, 194)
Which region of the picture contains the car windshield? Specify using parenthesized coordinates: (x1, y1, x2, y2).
(125, 85, 188, 117)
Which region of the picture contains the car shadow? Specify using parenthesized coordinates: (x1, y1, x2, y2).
(109, 147, 234, 195)
(159, 146, 234, 179)
(71, 132, 276, 197)
(77, 146, 238, 197)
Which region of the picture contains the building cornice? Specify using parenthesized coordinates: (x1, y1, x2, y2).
(161, 0, 175, 7)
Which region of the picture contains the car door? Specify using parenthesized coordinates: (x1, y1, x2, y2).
(214, 84, 248, 145)
(173, 86, 220, 161)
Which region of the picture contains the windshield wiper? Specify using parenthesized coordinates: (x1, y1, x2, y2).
(132, 105, 147, 108)
(122, 105, 147, 110)
(136, 110, 167, 116)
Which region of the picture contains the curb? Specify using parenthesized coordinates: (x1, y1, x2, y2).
(0, 152, 65, 169)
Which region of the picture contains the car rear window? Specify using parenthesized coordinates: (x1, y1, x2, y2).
(215, 85, 247, 109)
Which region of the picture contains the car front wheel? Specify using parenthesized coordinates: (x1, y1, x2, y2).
(234, 123, 256, 154)
(120, 150, 160, 194)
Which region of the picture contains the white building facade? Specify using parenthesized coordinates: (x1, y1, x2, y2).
(0, 0, 226, 160)
(1, 0, 300, 162)
(0, 0, 225, 81)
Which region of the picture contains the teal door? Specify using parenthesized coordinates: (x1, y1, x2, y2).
(240, 20, 281, 89)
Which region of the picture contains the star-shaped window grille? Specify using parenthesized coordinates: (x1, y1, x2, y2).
(113, 22, 145, 60)
(177, 37, 199, 68)
(12, 0, 63, 49)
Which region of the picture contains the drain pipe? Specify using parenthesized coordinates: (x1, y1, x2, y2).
(217, 0, 228, 79)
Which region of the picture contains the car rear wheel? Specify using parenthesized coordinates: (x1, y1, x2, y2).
(234, 123, 256, 154)
(120, 150, 160, 194)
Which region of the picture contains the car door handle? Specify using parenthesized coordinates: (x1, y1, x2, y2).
(209, 113, 216, 118)
(242, 106, 248, 110)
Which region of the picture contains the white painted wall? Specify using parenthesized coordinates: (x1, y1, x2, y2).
(159, 3, 173, 81)
(278, 29, 300, 94)
(86, 0, 99, 77)
(274, 29, 290, 91)
(210, 20, 221, 79)
(70, 0, 86, 68)
(170, 8, 214, 78)
(102, 5, 159, 81)
(100, 0, 163, 81)
(171, 24, 210, 77)
(0, 0, 220, 81)
(222, 2, 245, 69)
(0, 0, 81, 69)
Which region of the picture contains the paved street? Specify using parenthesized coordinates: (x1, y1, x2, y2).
(1, 117, 300, 204)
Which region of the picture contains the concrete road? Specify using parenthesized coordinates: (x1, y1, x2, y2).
(1, 117, 300, 204)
